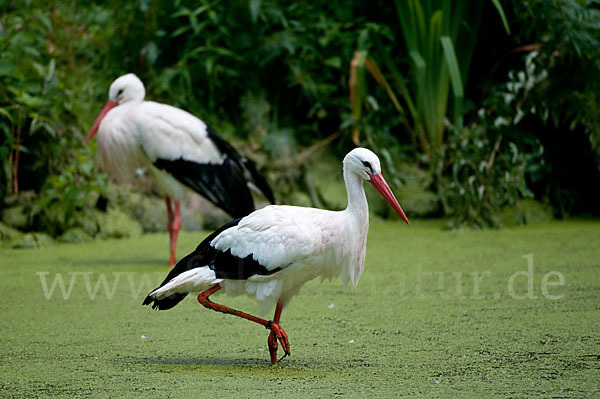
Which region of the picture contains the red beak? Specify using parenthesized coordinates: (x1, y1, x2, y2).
(368, 172, 410, 226)
(85, 100, 118, 144)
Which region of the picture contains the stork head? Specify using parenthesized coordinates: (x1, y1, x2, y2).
(85, 73, 146, 143)
(344, 148, 410, 225)
(107, 73, 146, 104)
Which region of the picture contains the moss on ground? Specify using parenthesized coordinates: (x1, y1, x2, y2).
(0, 219, 599, 397)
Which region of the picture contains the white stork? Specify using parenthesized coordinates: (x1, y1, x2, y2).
(143, 148, 410, 363)
(86, 73, 274, 266)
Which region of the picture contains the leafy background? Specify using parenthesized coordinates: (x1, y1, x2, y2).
(1, 0, 599, 245)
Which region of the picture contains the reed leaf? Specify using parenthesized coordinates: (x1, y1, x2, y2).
(440, 35, 464, 125)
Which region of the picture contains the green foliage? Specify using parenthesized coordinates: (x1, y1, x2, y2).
(510, 0, 600, 167)
(0, 8, 59, 196)
(482, 51, 550, 128)
(441, 124, 541, 228)
(117, 0, 368, 138)
(513, 0, 600, 60)
(350, 0, 509, 159)
(472, 0, 600, 218)
(2, 151, 105, 237)
(0, 3, 107, 236)
(0, 0, 599, 236)
(347, 0, 527, 227)
(393, 0, 477, 150)
(32, 149, 106, 236)
(79, 0, 393, 208)
(0, 221, 22, 243)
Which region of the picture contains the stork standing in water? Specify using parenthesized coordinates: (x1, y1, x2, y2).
(143, 148, 410, 363)
(86, 74, 274, 266)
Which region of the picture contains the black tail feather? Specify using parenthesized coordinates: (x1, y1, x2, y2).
(142, 292, 189, 310)
(241, 157, 275, 204)
(206, 126, 275, 204)
(142, 219, 243, 310)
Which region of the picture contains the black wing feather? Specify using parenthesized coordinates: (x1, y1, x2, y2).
(153, 126, 274, 218)
(153, 156, 254, 218)
(206, 127, 276, 204)
(142, 218, 280, 310)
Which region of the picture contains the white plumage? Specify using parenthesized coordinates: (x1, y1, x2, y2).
(143, 147, 410, 363)
(149, 205, 358, 313)
(94, 98, 222, 185)
(152, 267, 221, 298)
(87, 73, 275, 265)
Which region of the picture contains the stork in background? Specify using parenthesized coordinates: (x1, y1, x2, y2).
(143, 148, 410, 363)
(86, 74, 275, 266)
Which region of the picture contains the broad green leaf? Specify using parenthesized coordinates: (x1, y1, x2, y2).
(171, 25, 191, 38)
(440, 36, 464, 98)
(349, 50, 367, 121)
(16, 92, 49, 108)
(36, 11, 53, 33)
(32, 62, 46, 78)
(409, 50, 426, 71)
(47, 59, 56, 82)
(323, 57, 341, 69)
(0, 108, 14, 123)
(249, 0, 262, 24)
(171, 7, 192, 18)
(0, 61, 15, 77)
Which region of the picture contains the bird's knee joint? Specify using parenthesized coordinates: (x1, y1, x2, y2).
(173, 217, 182, 230)
(197, 294, 211, 306)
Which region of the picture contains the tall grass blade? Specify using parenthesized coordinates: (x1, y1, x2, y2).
(349, 51, 368, 144)
(440, 36, 464, 98)
(364, 56, 406, 117)
(441, 36, 464, 125)
(372, 36, 418, 120)
(490, 0, 511, 34)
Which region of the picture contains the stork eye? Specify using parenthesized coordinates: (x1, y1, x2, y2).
(117, 89, 124, 97)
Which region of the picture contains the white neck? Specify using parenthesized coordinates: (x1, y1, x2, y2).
(343, 168, 368, 223)
(339, 166, 370, 288)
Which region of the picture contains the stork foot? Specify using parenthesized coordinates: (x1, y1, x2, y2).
(267, 322, 290, 364)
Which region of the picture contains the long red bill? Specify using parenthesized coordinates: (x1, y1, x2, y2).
(85, 100, 118, 144)
(368, 172, 410, 226)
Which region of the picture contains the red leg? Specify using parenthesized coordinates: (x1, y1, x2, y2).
(165, 197, 174, 266)
(165, 196, 174, 225)
(197, 284, 290, 363)
(268, 302, 288, 363)
(165, 197, 182, 267)
(170, 200, 182, 266)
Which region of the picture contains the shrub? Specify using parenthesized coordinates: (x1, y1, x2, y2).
(441, 123, 542, 228)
